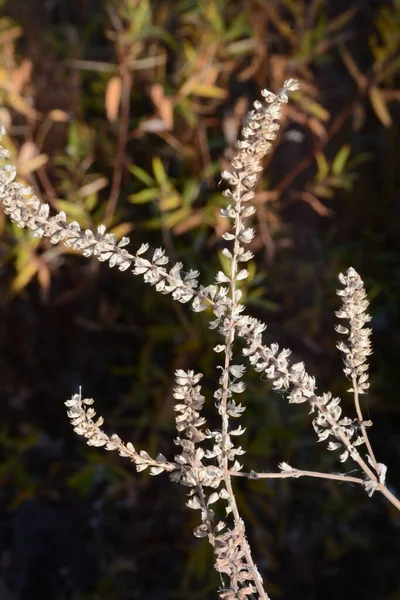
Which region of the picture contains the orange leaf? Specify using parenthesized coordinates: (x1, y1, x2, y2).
(150, 84, 173, 130)
(47, 109, 69, 122)
(105, 76, 122, 122)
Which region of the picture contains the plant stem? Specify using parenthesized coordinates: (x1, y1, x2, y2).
(351, 374, 379, 474)
(231, 469, 364, 485)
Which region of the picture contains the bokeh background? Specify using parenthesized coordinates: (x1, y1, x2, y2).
(0, 0, 400, 598)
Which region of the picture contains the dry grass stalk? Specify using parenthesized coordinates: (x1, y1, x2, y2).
(0, 79, 399, 599)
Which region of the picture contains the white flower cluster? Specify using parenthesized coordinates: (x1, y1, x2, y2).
(172, 370, 222, 489)
(1, 77, 398, 600)
(65, 390, 174, 476)
(210, 80, 300, 332)
(171, 370, 224, 539)
(211, 362, 263, 599)
(233, 314, 366, 463)
(336, 267, 372, 394)
(215, 521, 257, 600)
(133, 243, 200, 303)
(172, 368, 263, 599)
(205, 82, 301, 600)
(311, 392, 364, 463)
(0, 128, 204, 307)
(212, 365, 247, 472)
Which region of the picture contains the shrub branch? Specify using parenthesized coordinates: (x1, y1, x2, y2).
(1, 78, 400, 600)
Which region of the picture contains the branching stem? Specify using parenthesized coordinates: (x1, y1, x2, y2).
(231, 469, 364, 485)
(351, 374, 379, 474)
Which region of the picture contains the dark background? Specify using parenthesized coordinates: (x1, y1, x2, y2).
(0, 1, 399, 599)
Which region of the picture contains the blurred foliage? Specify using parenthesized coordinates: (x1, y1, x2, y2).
(0, 0, 400, 599)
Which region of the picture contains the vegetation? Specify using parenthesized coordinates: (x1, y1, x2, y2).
(0, 1, 399, 599)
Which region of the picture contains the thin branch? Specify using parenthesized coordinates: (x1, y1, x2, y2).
(66, 55, 167, 73)
(213, 83, 300, 600)
(352, 375, 379, 474)
(378, 485, 400, 511)
(65, 389, 176, 474)
(2, 130, 399, 516)
(230, 468, 364, 486)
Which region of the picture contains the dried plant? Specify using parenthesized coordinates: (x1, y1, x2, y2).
(0, 79, 399, 600)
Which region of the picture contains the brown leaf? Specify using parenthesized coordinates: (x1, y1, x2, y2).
(8, 93, 38, 120)
(150, 84, 173, 130)
(0, 107, 11, 130)
(0, 26, 22, 46)
(352, 102, 365, 132)
(11, 59, 33, 93)
(47, 109, 69, 122)
(340, 46, 367, 91)
(105, 76, 122, 123)
(369, 86, 392, 127)
(308, 117, 328, 141)
(17, 142, 49, 176)
(37, 262, 51, 300)
(17, 141, 38, 164)
(327, 7, 357, 32)
(18, 154, 49, 176)
(78, 177, 108, 198)
(298, 191, 333, 216)
(173, 212, 203, 235)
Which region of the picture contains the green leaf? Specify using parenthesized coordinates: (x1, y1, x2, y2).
(66, 122, 94, 160)
(315, 152, 330, 181)
(53, 200, 91, 227)
(128, 188, 159, 204)
(203, 1, 225, 34)
(163, 207, 191, 228)
(182, 179, 200, 206)
(12, 262, 38, 294)
(295, 93, 330, 121)
(224, 14, 250, 43)
(332, 145, 351, 175)
(190, 83, 228, 99)
(159, 192, 181, 211)
(152, 157, 168, 187)
(129, 164, 155, 187)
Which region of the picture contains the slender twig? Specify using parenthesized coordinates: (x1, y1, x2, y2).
(352, 375, 379, 474)
(215, 85, 300, 599)
(2, 75, 400, 600)
(220, 169, 269, 600)
(2, 157, 399, 515)
(231, 469, 364, 485)
(36, 167, 58, 207)
(378, 485, 400, 511)
(66, 55, 167, 72)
